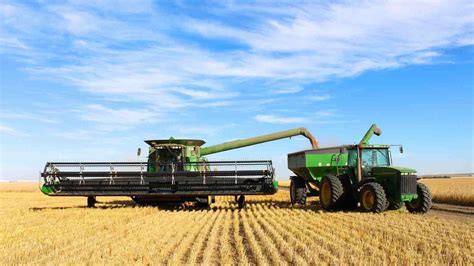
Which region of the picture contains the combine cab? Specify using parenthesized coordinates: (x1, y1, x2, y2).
(41, 128, 317, 208)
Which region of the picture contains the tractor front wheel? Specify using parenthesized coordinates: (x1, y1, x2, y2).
(290, 176, 307, 205)
(359, 182, 387, 213)
(406, 183, 432, 213)
(319, 175, 344, 211)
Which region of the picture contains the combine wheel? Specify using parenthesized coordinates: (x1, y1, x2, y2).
(196, 196, 210, 208)
(87, 196, 96, 208)
(406, 183, 432, 213)
(359, 182, 387, 213)
(319, 175, 344, 211)
(237, 195, 246, 209)
(290, 176, 307, 205)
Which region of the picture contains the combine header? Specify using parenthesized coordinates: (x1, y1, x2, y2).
(41, 128, 317, 208)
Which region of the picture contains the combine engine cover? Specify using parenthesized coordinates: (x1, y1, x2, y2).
(40, 160, 276, 196)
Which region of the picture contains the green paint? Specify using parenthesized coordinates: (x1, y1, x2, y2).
(201, 127, 316, 156)
(401, 194, 417, 202)
(40, 184, 55, 195)
(272, 180, 279, 189)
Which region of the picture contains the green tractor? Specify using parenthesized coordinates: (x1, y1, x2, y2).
(288, 124, 432, 213)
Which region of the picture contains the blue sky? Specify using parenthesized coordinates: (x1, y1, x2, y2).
(0, 0, 473, 180)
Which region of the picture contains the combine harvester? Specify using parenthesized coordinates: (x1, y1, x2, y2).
(41, 128, 317, 208)
(287, 124, 432, 213)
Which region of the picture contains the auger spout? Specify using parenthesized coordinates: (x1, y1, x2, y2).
(200, 127, 318, 156)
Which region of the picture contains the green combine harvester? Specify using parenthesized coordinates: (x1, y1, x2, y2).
(41, 128, 317, 208)
(287, 124, 432, 213)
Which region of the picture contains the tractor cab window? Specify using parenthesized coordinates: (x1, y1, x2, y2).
(361, 148, 390, 176)
(361, 148, 390, 168)
(348, 148, 390, 176)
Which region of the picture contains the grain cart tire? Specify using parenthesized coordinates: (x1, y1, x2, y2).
(238, 195, 246, 209)
(290, 176, 307, 205)
(87, 196, 96, 208)
(388, 201, 404, 210)
(406, 183, 432, 214)
(319, 175, 344, 211)
(359, 182, 387, 213)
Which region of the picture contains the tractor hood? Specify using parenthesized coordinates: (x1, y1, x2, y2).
(372, 166, 417, 175)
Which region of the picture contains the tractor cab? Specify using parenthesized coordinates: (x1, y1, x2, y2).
(347, 145, 391, 178)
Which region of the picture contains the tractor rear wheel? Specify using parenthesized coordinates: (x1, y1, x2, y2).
(406, 183, 432, 213)
(319, 175, 344, 211)
(290, 176, 307, 205)
(359, 182, 387, 213)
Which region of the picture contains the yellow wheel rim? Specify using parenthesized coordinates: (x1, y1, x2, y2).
(362, 190, 374, 210)
(321, 181, 331, 206)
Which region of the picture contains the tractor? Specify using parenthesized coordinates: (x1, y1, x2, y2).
(288, 124, 432, 213)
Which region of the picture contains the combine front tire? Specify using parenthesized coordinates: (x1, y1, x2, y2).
(196, 196, 210, 208)
(359, 182, 387, 213)
(237, 195, 246, 209)
(319, 175, 344, 211)
(290, 176, 307, 205)
(406, 183, 432, 213)
(87, 196, 96, 208)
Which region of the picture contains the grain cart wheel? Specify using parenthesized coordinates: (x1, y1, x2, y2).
(237, 195, 246, 209)
(406, 183, 432, 214)
(290, 176, 307, 205)
(87, 196, 96, 208)
(359, 182, 387, 213)
(319, 175, 344, 211)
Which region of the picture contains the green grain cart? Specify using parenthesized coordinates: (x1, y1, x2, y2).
(288, 124, 432, 213)
(41, 128, 317, 208)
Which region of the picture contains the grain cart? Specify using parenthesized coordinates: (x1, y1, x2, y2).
(41, 128, 317, 208)
(288, 124, 432, 213)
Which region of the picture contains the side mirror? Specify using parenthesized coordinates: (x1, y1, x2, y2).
(399, 146, 404, 154)
(137, 148, 141, 156)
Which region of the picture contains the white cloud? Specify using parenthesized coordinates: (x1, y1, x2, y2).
(308, 94, 331, 101)
(1, 0, 473, 130)
(0, 125, 29, 137)
(254, 115, 307, 124)
(78, 104, 159, 130)
(272, 87, 303, 94)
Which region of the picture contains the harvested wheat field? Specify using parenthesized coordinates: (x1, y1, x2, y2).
(1, 182, 473, 265)
(421, 177, 474, 206)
